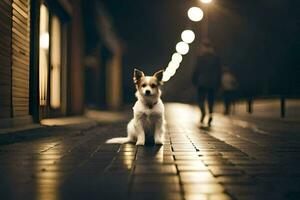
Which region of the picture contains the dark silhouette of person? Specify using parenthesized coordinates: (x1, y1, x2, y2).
(221, 66, 238, 115)
(192, 39, 221, 126)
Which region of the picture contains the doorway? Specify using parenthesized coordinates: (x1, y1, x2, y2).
(38, 3, 67, 119)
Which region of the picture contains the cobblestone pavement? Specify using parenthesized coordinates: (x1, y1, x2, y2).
(1, 103, 300, 200)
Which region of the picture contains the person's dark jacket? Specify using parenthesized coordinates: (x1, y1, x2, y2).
(192, 52, 221, 90)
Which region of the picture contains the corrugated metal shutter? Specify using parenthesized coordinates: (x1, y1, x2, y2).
(11, 0, 30, 117)
(0, 0, 12, 118)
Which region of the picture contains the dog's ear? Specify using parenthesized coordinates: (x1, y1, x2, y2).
(154, 70, 164, 85)
(133, 68, 144, 84)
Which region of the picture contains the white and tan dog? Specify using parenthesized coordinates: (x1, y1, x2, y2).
(106, 68, 165, 145)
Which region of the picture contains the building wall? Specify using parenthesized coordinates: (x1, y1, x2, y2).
(0, 0, 31, 121)
(0, 0, 13, 119)
(69, 0, 85, 115)
(11, 0, 30, 117)
(0, 0, 32, 129)
(0, 0, 87, 128)
(106, 50, 122, 110)
(82, 0, 123, 110)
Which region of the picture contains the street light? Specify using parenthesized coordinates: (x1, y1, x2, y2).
(162, 71, 172, 82)
(181, 30, 195, 44)
(171, 53, 183, 63)
(163, 58, 182, 82)
(187, 7, 204, 22)
(163, 65, 177, 82)
(164, 6, 204, 82)
(176, 41, 189, 55)
(200, 0, 213, 4)
(200, 0, 212, 39)
(168, 60, 180, 70)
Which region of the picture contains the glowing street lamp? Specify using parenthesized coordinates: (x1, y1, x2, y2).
(187, 7, 204, 22)
(171, 53, 183, 63)
(163, 59, 181, 82)
(200, 0, 213, 4)
(176, 41, 189, 55)
(181, 30, 195, 44)
(167, 67, 176, 77)
(168, 61, 180, 70)
(163, 67, 176, 82)
(162, 72, 171, 82)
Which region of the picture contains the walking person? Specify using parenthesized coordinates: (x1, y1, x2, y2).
(222, 67, 238, 115)
(192, 39, 222, 127)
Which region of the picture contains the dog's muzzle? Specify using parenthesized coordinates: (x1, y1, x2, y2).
(145, 90, 151, 96)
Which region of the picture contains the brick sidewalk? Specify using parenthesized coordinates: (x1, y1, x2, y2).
(0, 103, 300, 200)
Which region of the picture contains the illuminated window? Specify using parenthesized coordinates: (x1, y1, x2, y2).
(50, 15, 61, 109)
(39, 4, 49, 106)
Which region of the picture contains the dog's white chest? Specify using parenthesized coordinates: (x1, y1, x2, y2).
(141, 113, 158, 128)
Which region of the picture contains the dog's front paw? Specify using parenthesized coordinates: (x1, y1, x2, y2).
(135, 140, 145, 146)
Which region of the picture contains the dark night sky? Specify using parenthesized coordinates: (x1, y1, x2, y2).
(102, 0, 189, 70)
(101, 0, 300, 102)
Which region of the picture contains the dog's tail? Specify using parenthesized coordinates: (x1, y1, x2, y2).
(105, 137, 131, 144)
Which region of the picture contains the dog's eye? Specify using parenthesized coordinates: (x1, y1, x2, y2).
(141, 84, 146, 88)
(151, 84, 157, 88)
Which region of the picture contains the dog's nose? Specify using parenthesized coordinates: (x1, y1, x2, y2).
(145, 90, 151, 95)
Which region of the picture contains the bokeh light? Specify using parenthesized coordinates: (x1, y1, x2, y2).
(171, 53, 183, 63)
(176, 42, 189, 55)
(201, 0, 213, 4)
(163, 60, 180, 82)
(168, 60, 180, 70)
(181, 30, 195, 44)
(187, 7, 204, 22)
(163, 67, 176, 82)
(162, 73, 170, 82)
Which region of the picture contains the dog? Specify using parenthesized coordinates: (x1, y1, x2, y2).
(106, 68, 165, 146)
